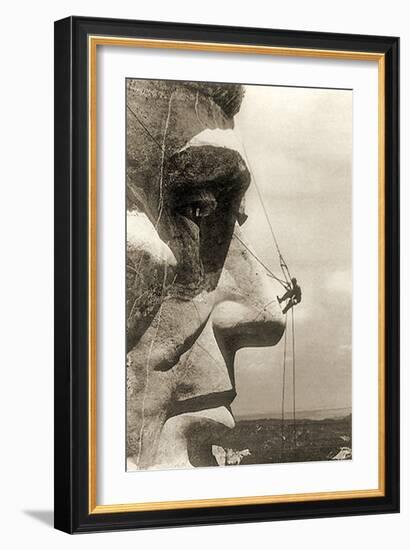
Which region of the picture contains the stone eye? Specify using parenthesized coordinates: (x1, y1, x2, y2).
(177, 192, 217, 225)
(180, 203, 210, 222)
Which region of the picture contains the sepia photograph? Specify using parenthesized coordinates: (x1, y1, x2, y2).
(125, 78, 352, 472)
(53, 15, 399, 533)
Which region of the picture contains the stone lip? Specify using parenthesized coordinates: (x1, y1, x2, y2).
(170, 389, 237, 417)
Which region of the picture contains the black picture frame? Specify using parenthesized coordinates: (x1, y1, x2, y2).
(54, 15, 400, 534)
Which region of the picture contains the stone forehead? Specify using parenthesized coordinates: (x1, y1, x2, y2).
(126, 79, 244, 118)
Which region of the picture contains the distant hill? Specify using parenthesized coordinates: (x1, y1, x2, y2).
(210, 414, 352, 467)
(236, 407, 352, 421)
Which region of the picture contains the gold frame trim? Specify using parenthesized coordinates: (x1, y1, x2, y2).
(88, 35, 386, 514)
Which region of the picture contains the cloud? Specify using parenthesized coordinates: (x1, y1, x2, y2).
(325, 270, 351, 295)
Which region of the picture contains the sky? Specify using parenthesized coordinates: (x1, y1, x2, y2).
(230, 84, 352, 418)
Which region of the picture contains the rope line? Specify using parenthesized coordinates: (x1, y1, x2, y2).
(235, 130, 292, 285)
(281, 313, 288, 457)
(135, 259, 170, 467)
(157, 93, 174, 225)
(233, 233, 288, 288)
(127, 104, 165, 155)
(235, 128, 299, 457)
(127, 104, 299, 462)
(291, 307, 297, 448)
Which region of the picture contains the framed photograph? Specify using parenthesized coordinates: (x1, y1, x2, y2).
(54, 16, 399, 533)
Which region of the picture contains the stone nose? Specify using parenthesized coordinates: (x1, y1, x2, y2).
(213, 231, 286, 351)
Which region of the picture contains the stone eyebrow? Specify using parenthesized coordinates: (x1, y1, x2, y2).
(166, 145, 251, 194)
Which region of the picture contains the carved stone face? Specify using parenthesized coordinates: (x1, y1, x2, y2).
(126, 80, 285, 470)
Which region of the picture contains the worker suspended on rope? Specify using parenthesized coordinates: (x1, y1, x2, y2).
(277, 277, 302, 315)
(232, 124, 299, 451)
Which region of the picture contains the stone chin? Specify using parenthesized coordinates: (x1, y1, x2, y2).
(128, 406, 235, 471)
